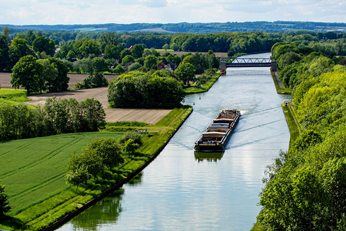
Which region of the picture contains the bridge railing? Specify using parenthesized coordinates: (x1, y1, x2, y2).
(231, 58, 272, 64)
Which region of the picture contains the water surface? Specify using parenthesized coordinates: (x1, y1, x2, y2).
(57, 53, 291, 231)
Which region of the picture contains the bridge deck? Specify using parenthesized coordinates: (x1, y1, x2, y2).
(224, 58, 273, 68)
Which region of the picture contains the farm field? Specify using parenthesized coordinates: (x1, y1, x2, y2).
(0, 106, 192, 230)
(24, 87, 172, 123)
(0, 132, 124, 216)
(0, 73, 118, 89)
(158, 51, 228, 57)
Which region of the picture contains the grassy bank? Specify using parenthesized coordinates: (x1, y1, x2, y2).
(270, 71, 292, 94)
(0, 88, 30, 102)
(0, 106, 192, 231)
(184, 73, 222, 94)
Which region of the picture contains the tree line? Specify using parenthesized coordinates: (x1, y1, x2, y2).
(0, 97, 105, 142)
(257, 41, 346, 230)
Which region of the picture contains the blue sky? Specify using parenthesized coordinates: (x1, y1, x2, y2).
(0, 0, 345, 25)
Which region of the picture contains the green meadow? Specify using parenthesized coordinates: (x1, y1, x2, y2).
(0, 106, 192, 230)
(0, 132, 123, 216)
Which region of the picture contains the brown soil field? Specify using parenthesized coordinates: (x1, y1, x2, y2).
(24, 87, 171, 124)
(0, 72, 12, 88)
(159, 51, 228, 57)
(0, 73, 118, 89)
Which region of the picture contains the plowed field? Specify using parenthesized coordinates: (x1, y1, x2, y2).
(25, 87, 171, 124)
(0, 73, 118, 89)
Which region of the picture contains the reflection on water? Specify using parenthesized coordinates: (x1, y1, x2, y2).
(57, 53, 291, 231)
(65, 190, 124, 231)
(194, 151, 224, 162)
(126, 172, 143, 186)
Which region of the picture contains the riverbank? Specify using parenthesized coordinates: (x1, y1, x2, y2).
(0, 107, 193, 231)
(270, 71, 292, 94)
(184, 72, 222, 94)
(281, 102, 301, 146)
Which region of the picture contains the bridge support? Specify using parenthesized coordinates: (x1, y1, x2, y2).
(220, 61, 226, 74)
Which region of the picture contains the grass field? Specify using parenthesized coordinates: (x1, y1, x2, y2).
(0, 132, 123, 216)
(184, 73, 222, 94)
(0, 106, 193, 230)
(155, 49, 174, 52)
(0, 88, 29, 102)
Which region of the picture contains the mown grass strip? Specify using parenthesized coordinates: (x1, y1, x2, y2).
(270, 71, 292, 95)
(282, 102, 300, 146)
(184, 73, 222, 94)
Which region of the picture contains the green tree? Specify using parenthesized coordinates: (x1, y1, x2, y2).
(65, 164, 89, 190)
(11, 55, 41, 94)
(99, 32, 119, 52)
(128, 63, 142, 72)
(120, 49, 131, 59)
(80, 98, 106, 131)
(174, 62, 196, 85)
(144, 55, 158, 70)
(32, 36, 55, 56)
(320, 158, 346, 228)
(47, 57, 70, 92)
(131, 44, 145, 59)
(2, 27, 10, 45)
(113, 64, 125, 74)
(291, 168, 322, 230)
(0, 35, 10, 71)
(66, 50, 76, 60)
(122, 139, 139, 156)
(92, 57, 109, 72)
(79, 39, 101, 58)
(170, 43, 179, 51)
(0, 180, 11, 218)
(104, 44, 120, 60)
(121, 55, 135, 65)
(25, 30, 36, 46)
(9, 38, 33, 67)
(86, 138, 124, 169)
(162, 44, 169, 51)
(37, 59, 58, 93)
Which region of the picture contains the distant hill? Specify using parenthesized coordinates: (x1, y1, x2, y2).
(1, 21, 346, 34)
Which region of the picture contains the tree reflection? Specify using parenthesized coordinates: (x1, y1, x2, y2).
(70, 189, 124, 231)
(126, 172, 143, 186)
(194, 151, 224, 162)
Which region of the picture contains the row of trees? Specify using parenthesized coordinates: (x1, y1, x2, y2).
(258, 42, 346, 230)
(66, 132, 143, 189)
(0, 97, 105, 142)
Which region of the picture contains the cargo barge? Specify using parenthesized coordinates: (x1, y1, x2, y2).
(194, 109, 240, 152)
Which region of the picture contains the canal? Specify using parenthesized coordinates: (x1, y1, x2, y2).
(57, 53, 291, 231)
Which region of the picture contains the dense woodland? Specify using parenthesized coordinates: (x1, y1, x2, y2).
(257, 42, 346, 230)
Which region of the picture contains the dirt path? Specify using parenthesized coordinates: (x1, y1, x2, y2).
(24, 87, 171, 124)
(274, 72, 284, 89)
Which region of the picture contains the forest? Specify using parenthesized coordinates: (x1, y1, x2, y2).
(256, 41, 346, 230)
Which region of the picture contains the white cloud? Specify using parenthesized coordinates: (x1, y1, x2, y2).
(0, 0, 345, 25)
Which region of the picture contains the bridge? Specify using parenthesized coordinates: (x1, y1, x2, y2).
(220, 58, 277, 73)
